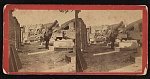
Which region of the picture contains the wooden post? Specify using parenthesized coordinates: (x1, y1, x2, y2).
(75, 10, 82, 72)
(75, 10, 87, 72)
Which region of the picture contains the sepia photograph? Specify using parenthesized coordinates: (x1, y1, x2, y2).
(76, 10, 143, 72)
(8, 10, 77, 72)
(3, 5, 148, 74)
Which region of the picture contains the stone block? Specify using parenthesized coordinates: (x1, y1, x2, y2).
(49, 46, 54, 51)
(118, 40, 138, 49)
(115, 47, 137, 52)
(65, 52, 76, 64)
(54, 39, 74, 48)
(115, 47, 120, 52)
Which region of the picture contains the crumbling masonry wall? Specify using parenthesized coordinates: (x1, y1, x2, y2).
(9, 10, 21, 49)
(8, 10, 22, 72)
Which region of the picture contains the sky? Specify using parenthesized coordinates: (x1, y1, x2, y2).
(12, 10, 142, 26)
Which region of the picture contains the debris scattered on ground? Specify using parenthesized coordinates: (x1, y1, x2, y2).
(18, 42, 75, 72)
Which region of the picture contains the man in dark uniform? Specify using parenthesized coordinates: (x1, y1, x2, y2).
(110, 30, 117, 49)
(44, 20, 58, 49)
(109, 21, 124, 49)
(44, 28, 52, 49)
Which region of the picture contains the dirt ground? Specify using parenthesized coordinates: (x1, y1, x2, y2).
(18, 42, 142, 72)
(83, 44, 142, 72)
(109, 47, 142, 72)
(19, 42, 48, 53)
(18, 42, 75, 72)
(109, 56, 142, 72)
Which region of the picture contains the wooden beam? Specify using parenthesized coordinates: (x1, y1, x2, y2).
(93, 51, 118, 56)
(28, 50, 52, 55)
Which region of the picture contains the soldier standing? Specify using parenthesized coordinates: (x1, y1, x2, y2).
(110, 31, 116, 49)
(44, 28, 52, 49)
(44, 20, 58, 49)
